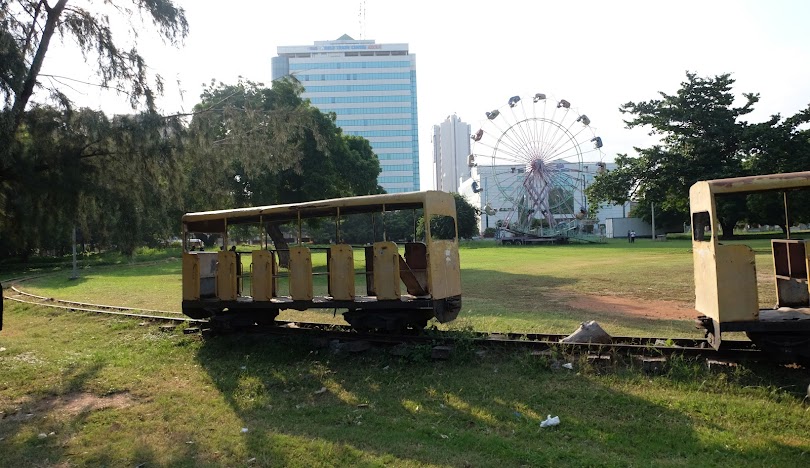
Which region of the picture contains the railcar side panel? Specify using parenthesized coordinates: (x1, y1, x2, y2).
(372, 241, 401, 300)
(328, 245, 355, 301)
(217, 251, 238, 301)
(252, 250, 276, 301)
(427, 239, 462, 300)
(289, 246, 313, 301)
(772, 239, 810, 307)
(182, 253, 201, 301)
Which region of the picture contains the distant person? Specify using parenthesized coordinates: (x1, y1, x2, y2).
(630, 230, 636, 243)
(627, 230, 631, 243)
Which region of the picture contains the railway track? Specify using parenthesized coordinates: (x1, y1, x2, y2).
(5, 286, 200, 324)
(3, 284, 768, 363)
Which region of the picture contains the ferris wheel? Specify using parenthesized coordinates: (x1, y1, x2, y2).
(470, 93, 604, 237)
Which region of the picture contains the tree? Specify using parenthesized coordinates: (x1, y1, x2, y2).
(417, 193, 480, 240)
(0, 1, 187, 134)
(0, 106, 185, 258)
(587, 72, 759, 238)
(0, 1, 189, 257)
(186, 78, 383, 263)
(743, 109, 810, 231)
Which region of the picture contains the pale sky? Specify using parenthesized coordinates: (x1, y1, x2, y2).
(43, 0, 810, 191)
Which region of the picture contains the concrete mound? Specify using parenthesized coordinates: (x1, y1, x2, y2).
(560, 320, 612, 344)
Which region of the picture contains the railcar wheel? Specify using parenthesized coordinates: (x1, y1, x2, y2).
(746, 332, 810, 363)
(344, 309, 433, 332)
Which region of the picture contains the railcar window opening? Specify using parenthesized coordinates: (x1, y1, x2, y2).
(427, 214, 458, 241)
(712, 189, 809, 241)
(692, 211, 711, 242)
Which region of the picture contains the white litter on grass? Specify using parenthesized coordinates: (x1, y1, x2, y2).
(562, 363, 574, 370)
(540, 415, 560, 428)
(241, 428, 249, 433)
(314, 387, 327, 394)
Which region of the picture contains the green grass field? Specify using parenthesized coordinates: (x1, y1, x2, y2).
(10, 238, 779, 336)
(2, 239, 809, 466)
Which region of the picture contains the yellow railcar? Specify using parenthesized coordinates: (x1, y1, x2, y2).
(181, 191, 462, 331)
(691, 171, 810, 360)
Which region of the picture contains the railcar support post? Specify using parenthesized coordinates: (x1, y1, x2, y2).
(70, 225, 78, 280)
(782, 190, 790, 239)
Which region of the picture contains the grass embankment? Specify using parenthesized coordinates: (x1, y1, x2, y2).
(1, 302, 809, 467)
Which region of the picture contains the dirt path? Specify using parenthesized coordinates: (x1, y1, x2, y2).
(551, 292, 697, 321)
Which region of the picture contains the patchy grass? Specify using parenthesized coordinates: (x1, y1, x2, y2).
(1, 303, 808, 467)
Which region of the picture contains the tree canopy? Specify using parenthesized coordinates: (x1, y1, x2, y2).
(586, 72, 810, 237)
(417, 193, 480, 240)
(0, 1, 189, 257)
(183, 78, 383, 264)
(185, 78, 382, 210)
(0, 3, 387, 260)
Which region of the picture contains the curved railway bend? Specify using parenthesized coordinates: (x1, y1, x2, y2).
(4, 282, 797, 369)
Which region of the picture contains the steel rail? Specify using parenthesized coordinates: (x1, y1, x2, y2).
(244, 321, 760, 359)
(5, 288, 201, 324)
(9, 286, 184, 316)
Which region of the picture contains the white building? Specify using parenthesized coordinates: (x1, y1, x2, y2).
(271, 35, 420, 193)
(459, 161, 632, 235)
(432, 114, 471, 193)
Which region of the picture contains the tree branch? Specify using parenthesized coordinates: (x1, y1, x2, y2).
(22, 1, 45, 55)
(11, 0, 68, 134)
(40, 73, 132, 96)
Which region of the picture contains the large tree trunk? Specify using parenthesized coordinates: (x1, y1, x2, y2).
(266, 223, 290, 268)
(719, 218, 736, 240)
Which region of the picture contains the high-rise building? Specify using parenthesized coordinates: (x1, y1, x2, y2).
(271, 35, 420, 193)
(432, 114, 471, 193)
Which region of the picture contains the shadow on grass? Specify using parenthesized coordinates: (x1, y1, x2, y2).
(0, 304, 205, 466)
(194, 334, 809, 466)
(0, 362, 106, 462)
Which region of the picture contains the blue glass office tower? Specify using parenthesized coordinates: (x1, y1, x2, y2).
(272, 35, 420, 193)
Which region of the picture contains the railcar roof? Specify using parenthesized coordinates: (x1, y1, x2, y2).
(183, 190, 454, 232)
(694, 171, 810, 195)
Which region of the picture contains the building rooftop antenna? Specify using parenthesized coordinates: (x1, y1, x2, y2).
(358, 1, 366, 39)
